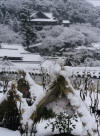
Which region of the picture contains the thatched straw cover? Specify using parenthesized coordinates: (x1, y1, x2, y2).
(31, 75, 74, 123)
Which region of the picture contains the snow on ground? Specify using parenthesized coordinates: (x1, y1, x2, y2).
(36, 117, 83, 136)
(0, 119, 83, 136)
(36, 119, 57, 136)
(0, 127, 20, 136)
(1, 60, 100, 135)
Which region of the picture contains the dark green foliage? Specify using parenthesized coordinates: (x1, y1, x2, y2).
(19, 9, 37, 49)
(0, 90, 20, 130)
(45, 112, 78, 134)
(21, 21, 37, 49)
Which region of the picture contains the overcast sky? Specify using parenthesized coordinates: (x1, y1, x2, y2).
(87, 0, 100, 6)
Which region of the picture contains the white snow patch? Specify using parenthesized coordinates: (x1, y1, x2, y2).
(0, 127, 20, 136)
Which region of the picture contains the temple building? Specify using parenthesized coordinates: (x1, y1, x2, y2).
(30, 11, 70, 27)
(30, 11, 58, 26)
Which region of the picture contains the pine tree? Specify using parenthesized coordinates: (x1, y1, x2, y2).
(19, 8, 37, 49)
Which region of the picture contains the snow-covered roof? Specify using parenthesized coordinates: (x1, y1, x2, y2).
(22, 53, 42, 62)
(31, 18, 57, 22)
(30, 11, 55, 20)
(1, 43, 26, 53)
(0, 48, 22, 58)
(30, 11, 57, 23)
(43, 12, 54, 19)
(62, 20, 70, 24)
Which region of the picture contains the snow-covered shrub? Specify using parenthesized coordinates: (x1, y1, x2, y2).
(37, 24, 100, 55)
(45, 112, 78, 135)
(71, 23, 100, 44)
(0, 24, 23, 44)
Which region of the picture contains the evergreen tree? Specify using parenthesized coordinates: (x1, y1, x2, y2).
(19, 8, 37, 49)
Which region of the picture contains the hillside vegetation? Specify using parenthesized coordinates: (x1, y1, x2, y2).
(0, 0, 100, 53)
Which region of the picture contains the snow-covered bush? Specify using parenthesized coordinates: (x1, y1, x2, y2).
(0, 24, 23, 44)
(45, 112, 78, 135)
(37, 24, 100, 54)
(71, 24, 100, 44)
